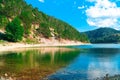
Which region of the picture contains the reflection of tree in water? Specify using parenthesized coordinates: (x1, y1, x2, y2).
(0, 48, 80, 80)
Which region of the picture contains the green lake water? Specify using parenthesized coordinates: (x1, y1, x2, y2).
(0, 47, 80, 80)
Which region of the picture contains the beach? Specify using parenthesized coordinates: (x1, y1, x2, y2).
(0, 40, 84, 52)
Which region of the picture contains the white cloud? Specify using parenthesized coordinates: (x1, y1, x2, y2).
(86, 0, 120, 29)
(78, 6, 85, 9)
(87, 18, 117, 27)
(39, 0, 44, 3)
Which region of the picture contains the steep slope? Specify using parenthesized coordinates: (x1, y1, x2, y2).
(0, 0, 88, 43)
(84, 28, 120, 43)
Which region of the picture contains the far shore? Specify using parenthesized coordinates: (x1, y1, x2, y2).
(0, 41, 85, 52)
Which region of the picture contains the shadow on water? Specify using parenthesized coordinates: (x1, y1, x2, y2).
(0, 47, 80, 80)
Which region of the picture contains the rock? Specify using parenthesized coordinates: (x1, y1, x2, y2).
(5, 73, 8, 77)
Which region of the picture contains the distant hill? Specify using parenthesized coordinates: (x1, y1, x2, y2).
(0, 0, 88, 43)
(84, 28, 120, 43)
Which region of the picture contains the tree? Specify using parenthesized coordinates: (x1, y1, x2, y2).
(37, 23, 51, 38)
(5, 17, 24, 42)
(0, 15, 8, 28)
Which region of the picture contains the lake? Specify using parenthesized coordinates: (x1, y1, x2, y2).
(47, 44, 120, 80)
(0, 44, 120, 80)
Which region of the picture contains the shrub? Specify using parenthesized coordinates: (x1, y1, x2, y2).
(5, 17, 24, 42)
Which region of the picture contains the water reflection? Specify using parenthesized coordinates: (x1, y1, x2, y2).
(87, 48, 120, 79)
(48, 45, 120, 80)
(0, 47, 80, 80)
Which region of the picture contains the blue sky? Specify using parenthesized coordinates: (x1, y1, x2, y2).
(25, 0, 120, 32)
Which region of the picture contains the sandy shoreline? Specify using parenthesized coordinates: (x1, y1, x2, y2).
(0, 42, 84, 52)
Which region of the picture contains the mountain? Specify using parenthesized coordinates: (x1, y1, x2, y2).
(0, 0, 88, 43)
(84, 28, 120, 43)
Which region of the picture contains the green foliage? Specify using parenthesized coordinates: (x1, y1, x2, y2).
(0, 15, 8, 28)
(47, 17, 89, 42)
(5, 17, 24, 42)
(19, 4, 35, 35)
(0, 0, 25, 17)
(0, 40, 6, 43)
(0, 0, 88, 42)
(25, 38, 37, 44)
(84, 28, 120, 43)
(37, 23, 51, 38)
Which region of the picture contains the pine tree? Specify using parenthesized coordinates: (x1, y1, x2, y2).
(5, 17, 24, 42)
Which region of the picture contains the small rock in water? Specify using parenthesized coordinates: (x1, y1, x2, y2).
(5, 73, 8, 77)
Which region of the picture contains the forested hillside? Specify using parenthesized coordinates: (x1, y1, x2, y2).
(84, 28, 120, 43)
(0, 0, 88, 43)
